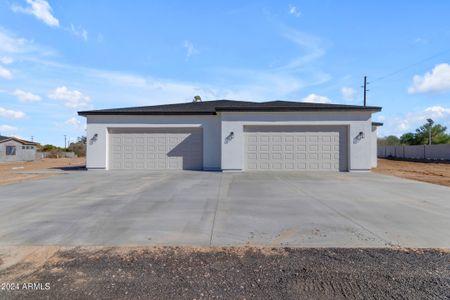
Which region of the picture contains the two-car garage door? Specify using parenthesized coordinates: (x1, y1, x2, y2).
(245, 126, 348, 171)
(108, 125, 348, 171)
(109, 127, 203, 170)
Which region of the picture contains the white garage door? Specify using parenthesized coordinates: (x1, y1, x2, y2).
(109, 127, 203, 170)
(245, 126, 348, 171)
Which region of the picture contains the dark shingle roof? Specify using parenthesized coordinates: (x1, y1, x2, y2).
(78, 99, 382, 116)
(0, 135, 37, 145)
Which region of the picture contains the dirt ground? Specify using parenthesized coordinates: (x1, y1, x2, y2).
(374, 159, 450, 187)
(0, 157, 85, 185)
(0, 246, 448, 300)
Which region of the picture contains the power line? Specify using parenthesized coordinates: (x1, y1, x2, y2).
(370, 48, 450, 84)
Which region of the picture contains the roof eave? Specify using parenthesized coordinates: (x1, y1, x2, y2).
(215, 107, 382, 112)
(78, 105, 382, 116)
(78, 111, 216, 116)
(0, 137, 37, 145)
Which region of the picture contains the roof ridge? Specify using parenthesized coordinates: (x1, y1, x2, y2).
(79, 99, 382, 116)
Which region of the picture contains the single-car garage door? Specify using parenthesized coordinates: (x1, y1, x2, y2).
(109, 127, 203, 170)
(245, 126, 348, 171)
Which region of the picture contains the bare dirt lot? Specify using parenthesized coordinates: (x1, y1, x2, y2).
(0, 246, 448, 300)
(374, 158, 450, 187)
(0, 157, 85, 185)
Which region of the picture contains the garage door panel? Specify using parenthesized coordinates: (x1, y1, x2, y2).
(322, 153, 332, 160)
(284, 136, 294, 143)
(309, 163, 319, 169)
(109, 128, 203, 170)
(112, 161, 122, 169)
(272, 145, 282, 151)
(260, 136, 269, 143)
(245, 126, 348, 171)
(135, 161, 145, 169)
(124, 161, 134, 169)
(284, 145, 294, 151)
(285, 163, 294, 169)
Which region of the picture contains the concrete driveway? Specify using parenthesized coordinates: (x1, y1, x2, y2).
(0, 170, 449, 248)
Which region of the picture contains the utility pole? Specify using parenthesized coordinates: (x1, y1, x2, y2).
(30, 136, 33, 142)
(362, 76, 369, 107)
(427, 118, 434, 145)
(64, 135, 67, 149)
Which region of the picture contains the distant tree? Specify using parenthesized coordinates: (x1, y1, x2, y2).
(193, 95, 202, 102)
(400, 122, 450, 145)
(378, 135, 400, 146)
(68, 136, 86, 157)
(415, 123, 450, 144)
(77, 136, 87, 144)
(399, 132, 418, 145)
(40, 144, 60, 152)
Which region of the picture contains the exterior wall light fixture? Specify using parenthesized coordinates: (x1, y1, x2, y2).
(225, 131, 234, 144)
(89, 133, 98, 145)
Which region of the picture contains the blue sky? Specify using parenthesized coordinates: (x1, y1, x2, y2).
(0, 0, 450, 146)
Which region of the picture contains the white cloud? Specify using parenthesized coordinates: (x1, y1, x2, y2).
(301, 93, 331, 103)
(408, 63, 450, 93)
(11, 0, 59, 27)
(0, 28, 53, 56)
(341, 87, 355, 101)
(0, 29, 27, 53)
(13, 89, 42, 102)
(0, 107, 25, 119)
(379, 105, 450, 137)
(65, 117, 85, 130)
(0, 56, 14, 64)
(0, 125, 18, 132)
(424, 105, 450, 118)
(0, 124, 18, 132)
(0, 24, 329, 108)
(0, 66, 12, 79)
(288, 5, 301, 17)
(48, 86, 91, 108)
(68, 24, 88, 41)
(183, 40, 199, 58)
(65, 117, 80, 126)
(279, 27, 325, 70)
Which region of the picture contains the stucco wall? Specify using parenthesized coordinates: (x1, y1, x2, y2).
(371, 126, 378, 168)
(85, 115, 221, 170)
(0, 140, 36, 162)
(85, 111, 376, 171)
(220, 111, 374, 171)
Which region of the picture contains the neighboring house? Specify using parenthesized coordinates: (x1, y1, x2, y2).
(78, 100, 382, 172)
(0, 136, 38, 162)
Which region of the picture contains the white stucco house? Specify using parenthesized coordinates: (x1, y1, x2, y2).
(0, 135, 37, 162)
(78, 100, 382, 172)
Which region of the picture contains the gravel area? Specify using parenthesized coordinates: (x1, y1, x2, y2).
(374, 158, 450, 187)
(0, 246, 448, 299)
(0, 158, 85, 185)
